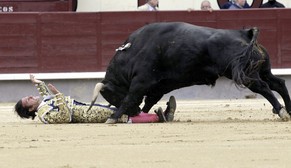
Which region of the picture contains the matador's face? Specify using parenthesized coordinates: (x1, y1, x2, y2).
(21, 96, 41, 112)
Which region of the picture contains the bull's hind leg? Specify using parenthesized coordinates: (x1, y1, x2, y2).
(260, 71, 291, 113)
(244, 74, 291, 121)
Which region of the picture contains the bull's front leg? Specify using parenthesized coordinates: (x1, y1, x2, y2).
(105, 93, 144, 124)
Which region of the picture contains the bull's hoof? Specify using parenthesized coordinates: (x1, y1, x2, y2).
(278, 108, 291, 121)
(105, 118, 117, 124)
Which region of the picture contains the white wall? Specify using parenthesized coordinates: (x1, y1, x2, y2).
(77, 0, 100, 12)
(101, 0, 137, 11)
(76, 0, 290, 12)
(77, 0, 137, 12)
(159, 0, 220, 10)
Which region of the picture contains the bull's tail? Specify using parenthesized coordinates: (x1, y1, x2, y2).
(231, 27, 263, 87)
(87, 83, 104, 112)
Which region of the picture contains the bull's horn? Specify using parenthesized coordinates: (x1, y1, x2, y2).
(87, 83, 104, 112)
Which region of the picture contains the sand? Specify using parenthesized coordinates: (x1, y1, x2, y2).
(1, 99, 291, 168)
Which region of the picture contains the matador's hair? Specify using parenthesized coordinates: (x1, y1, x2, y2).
(14, 99, 36, 120)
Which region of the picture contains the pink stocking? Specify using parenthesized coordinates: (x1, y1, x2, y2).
(129, 112, 159, 123)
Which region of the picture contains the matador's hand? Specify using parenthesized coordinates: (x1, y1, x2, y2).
(29, 74, 42, 84)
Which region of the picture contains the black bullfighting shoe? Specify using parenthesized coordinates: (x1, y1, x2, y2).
(155, 107, 167, 122)
(164, 96, 176, 122)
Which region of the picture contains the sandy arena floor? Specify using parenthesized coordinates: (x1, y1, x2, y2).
(1, 99, 291, 168)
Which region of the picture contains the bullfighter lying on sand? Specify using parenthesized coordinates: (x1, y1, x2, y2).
(14, 74, 176, 124)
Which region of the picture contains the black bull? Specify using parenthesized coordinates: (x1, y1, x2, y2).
(88, 22, 291, 123)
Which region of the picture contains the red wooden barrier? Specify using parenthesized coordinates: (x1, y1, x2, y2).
(0, 9, 290, 73)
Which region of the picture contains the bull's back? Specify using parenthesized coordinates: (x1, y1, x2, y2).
(129, 22, 214, 50)
(122, 22, 215, 68)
